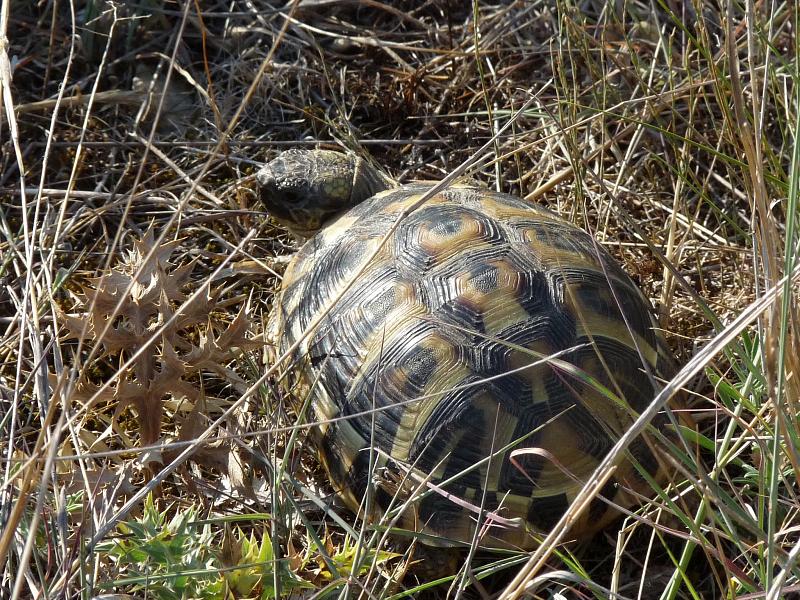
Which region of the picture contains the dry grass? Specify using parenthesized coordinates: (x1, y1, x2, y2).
(1, 0, 798, 598)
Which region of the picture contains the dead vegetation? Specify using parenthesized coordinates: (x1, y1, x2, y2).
(1, 0, 798, 598)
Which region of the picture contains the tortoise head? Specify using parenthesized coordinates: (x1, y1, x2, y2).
(256, 149, 394, 239)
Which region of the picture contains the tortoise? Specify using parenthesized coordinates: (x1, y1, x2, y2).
(258, 149, 675, 550)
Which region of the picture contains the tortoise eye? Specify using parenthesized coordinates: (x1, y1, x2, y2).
(280, 188, 303, 207)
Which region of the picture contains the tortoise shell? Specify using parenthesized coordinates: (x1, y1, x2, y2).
(260, 150, 674, 549)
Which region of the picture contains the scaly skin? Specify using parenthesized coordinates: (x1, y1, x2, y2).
(257, 149, 395, 238)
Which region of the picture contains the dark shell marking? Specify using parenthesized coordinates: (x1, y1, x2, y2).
(270, 183, 674, 548)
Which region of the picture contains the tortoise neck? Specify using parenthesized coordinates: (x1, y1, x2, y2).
(351, 156, 395, 204)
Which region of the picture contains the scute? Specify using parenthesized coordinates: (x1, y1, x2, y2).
(393, 203, 505, 275)
(271, 182, 673, 549)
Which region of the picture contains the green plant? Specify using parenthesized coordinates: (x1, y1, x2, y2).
(96, 495, 311, 599)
